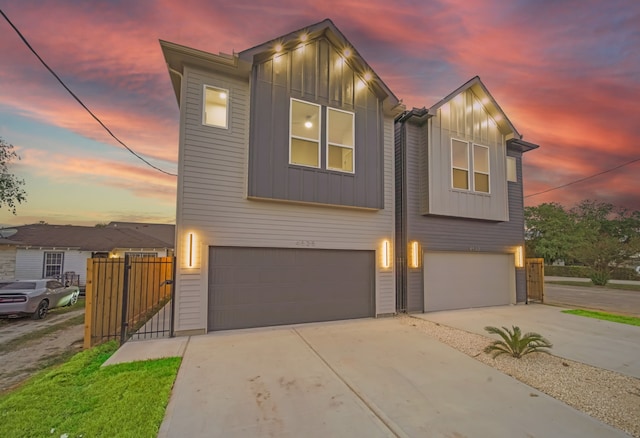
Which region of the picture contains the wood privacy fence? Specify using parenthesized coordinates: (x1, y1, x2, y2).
(526, 258, 545, 303)
(84, 256, 175, 348)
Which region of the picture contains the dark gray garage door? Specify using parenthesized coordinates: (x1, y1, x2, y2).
(208, 247, 375, 331)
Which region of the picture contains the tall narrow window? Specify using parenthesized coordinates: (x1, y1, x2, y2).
(43, 252, 64, 278)
(290, 99, 321, 167)
(203, 85, 229, 128)
(327, 108, 355, 172)
(451, 139, 469, 190)
(506, 156, 517, 182)
(473, 144, 490, 193)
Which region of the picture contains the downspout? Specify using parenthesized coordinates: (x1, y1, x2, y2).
(394, 110, 410, 313)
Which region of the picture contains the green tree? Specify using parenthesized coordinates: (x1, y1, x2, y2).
(524, 203, 577, 264)
(569, 201, 640, 285)
(0, 137, 27, 214)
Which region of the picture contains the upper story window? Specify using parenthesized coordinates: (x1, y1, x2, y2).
(506, 156, 517, 182)
(203, 85, 229, 128)
(290, 99, 321, 167)
(290, 98, 355, 173)
(451, 139, 470, 190)
(451, 139, 490, 193)
(473, 144, 490, 193)
(327, 108, 355, 173)
(43, 252, 64, 278)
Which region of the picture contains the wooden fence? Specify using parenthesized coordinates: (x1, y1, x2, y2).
(84, 256, 174, 348)
(526, 258, 545, 303)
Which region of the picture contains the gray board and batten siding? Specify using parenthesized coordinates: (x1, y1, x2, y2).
(160, 26, 402, 334)
(208, 247, 375, 331)
(395, 101, 532, 313)
(248, 37, 385, 210)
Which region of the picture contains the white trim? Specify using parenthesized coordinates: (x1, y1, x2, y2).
(202, 84, 229, 129)
(472, 143, 491, 194)
(289, 98, 321, 168)
(326, 107, 355, 174)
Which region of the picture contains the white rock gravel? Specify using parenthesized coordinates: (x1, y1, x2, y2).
(401, 314, 640, 437)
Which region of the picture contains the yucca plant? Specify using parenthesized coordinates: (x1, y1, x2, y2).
(483, 325, 552, 358)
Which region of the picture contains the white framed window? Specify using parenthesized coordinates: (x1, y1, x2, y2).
(203, 85, 229, 128)
(290, 99, 321, 168)
(506, 156, 517, 182)
(451, 139, 470, 190)
(473, 144, 490, 193)
(327, 107, 355, 173)
(43, 252, 64, 278)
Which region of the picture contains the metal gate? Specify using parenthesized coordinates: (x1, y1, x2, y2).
(84, 256, 175, 348)
(526, 258, 545, 303)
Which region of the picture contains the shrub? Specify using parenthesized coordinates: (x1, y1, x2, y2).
(484, 326, 552, 359)
(544, 265, 640, 281)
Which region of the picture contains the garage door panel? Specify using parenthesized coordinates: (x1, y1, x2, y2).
(209, 247, 374, 331)
(424, 252, 514, 312)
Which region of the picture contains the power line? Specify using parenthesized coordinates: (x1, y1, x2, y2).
(0, 9, 177, 177)
(525, 155, 640, 199)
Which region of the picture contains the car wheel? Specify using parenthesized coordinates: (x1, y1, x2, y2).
(68, 293, 78, 306)
(32, 300, 49, 320)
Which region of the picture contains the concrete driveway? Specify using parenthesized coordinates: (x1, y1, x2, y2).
(416, 303, 640, 379)
(156, 317, 626, 437)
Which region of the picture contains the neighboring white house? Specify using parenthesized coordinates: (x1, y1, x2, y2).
(0, 223, 175, 288)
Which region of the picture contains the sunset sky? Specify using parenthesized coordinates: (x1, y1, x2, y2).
(1, 0, 638, 227)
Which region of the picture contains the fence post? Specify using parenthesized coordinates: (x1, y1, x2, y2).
(120, 255, 131, 345)
(84, 258, 94, 349)
(170, 256, 176, 337)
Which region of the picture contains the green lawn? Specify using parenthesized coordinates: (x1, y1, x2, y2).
(547, 281, 640, 292)
(0, 342, 181, 438)
(562, 309, 640, 326)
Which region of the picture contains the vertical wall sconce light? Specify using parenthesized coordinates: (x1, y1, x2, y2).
(409, 241, 421, 268)
(381, 240, 391, 269)
(515, 245, 524, 268)
(188, 233, 194, 268)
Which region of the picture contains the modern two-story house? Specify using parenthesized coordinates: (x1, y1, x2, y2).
(161, 20, 538, 335)
(394, 77, 538, 313)
(161, 19, 404, 335)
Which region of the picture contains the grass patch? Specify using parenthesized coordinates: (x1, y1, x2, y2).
(0, 341, 182, 438)
(547, 281, 640, 291)
(562, 309, 640, 326)
(0, 314, 85, 354)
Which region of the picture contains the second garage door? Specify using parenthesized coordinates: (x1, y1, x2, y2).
(423, 252, 515, 312)
(208, 247, 375, 331)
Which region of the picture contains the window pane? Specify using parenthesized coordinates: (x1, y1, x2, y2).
(453, 169, 469, 189)
(507, 156, 517, 182)
(474, 145, 489, 173)
(328, 145, 353, 172)
(291, 138, 319, 167)
(452, 139, 468, 169)
(204, 86, 228, 128)
(474, 173, 489, 192)
(291, 100, 320, 140)
(328, 109, 354, 147)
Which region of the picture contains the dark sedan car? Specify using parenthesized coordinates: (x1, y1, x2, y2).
(0, 279, 80, 320)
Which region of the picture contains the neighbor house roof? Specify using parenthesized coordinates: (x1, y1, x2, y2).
(8, 224, 173, 251)
(106, 222, 175, 247)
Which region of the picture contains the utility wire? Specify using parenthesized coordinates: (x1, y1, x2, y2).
(0, 9, 177, 177)
(525, 155, 640, 199)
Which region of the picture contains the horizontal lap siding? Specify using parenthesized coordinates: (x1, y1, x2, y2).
(173, 67, 395, 333)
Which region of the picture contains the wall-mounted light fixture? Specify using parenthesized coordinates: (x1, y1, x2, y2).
(188, 233, 194, 268)
(409, 241, 421, 269)
(515, 245, 524, 268)
(381, 240, 391, 269)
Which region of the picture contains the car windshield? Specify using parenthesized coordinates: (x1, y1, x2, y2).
(0, 282, 37, 290)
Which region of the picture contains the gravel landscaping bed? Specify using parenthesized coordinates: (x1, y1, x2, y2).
(401, 314, 640, 437)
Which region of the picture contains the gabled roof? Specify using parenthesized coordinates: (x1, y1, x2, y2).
(161, 19, 402, 115)
(428, 76, 521, 140)
(7, 224, 174, 251)
(106, 222, 175, 247)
